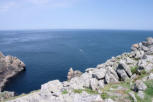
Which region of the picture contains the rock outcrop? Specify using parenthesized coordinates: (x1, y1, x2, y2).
(67, 68, 82, 80)
(6, 37, 153, 102)
(0, 52, 25, 91)
(0, 91, 15, 101)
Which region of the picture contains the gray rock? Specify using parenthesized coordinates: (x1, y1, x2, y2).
(131, 74, 137, 80)
(0, 52, 25, 91)
(41, 80, 63, 97)
(89, 78, 98, 91)
(138, 60, 153, 72)
(104, 98, 114, 102)
(105, 67, 119, 84)
(135, 50, 144, 59)
(0, 91, 15, 101)
(119, 61, 132, 77)
(98, 80, 105, 88)
(137, 91, 144, 99)
(0, 51, 5, 58)
(146, 37, 153, 45)
(133, 80, 147, 91)
(116, 68, 129, 81)
(141, 45, 149, 52)
(148, 73, 153, 80)
(80, 72, 92, 88)
(92, 68, 106, 80)
(67, 68, 82, 80)
(85, 68, 94, 73)
(128, 92, 137, 102)
(116, 63, 130, 81)
(126, 57, 136, 64)
(69, 77, 84, 89)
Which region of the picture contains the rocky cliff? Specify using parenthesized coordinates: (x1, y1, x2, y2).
(5, 37, 153, 102)
(0, 52, 25, 91)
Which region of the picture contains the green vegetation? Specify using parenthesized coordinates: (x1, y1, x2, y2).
(73, 88, 98, 94)
(101, 92, 109, 99)
(131, 66, 139, 74)
(84, 88, 98, 94)
(73, 89, 83, 93)
(62, 90, 68, 94)
(120, 80, 131, 89)
(131, 80, 153, 102)
(144, 80, 153, 97)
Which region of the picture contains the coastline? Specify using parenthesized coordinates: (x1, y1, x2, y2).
(3, 37, 153, 102)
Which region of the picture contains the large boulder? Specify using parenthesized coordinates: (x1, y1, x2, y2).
(119, 61, 132, 77)
(116, 63, 130, 81)
(131, 43, 139, 51)
(148, 73, 153, 80)
(131, 50, 144, 59)
(105, 67, 119, 84)
(89, 78, 98, 91)
(92, 68, 106, 80)
(132, 80, 147, 92)
(138, 59, 153, 72)
(41, 80, 63, 97)
(137, 91, 144, 99)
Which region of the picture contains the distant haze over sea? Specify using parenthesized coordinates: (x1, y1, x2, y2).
(0, 29, 152, 94)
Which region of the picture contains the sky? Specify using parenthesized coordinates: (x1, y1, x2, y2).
(0, 0, 153, 30)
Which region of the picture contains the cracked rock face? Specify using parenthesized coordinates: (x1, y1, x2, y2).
(0, 52, 25, 91)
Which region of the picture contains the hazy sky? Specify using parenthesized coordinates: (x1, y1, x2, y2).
(0, 0, 153, 30)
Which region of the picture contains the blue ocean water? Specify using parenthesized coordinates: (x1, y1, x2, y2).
(0, 29, 152, 94)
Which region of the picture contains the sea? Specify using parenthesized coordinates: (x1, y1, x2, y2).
(0, 29, 152, 94)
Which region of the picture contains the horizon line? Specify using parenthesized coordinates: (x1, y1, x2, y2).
(0, 28, 153, 32)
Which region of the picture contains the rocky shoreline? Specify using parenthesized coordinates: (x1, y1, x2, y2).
(0, 52, 25, 101)
(2, 37, 153, 102)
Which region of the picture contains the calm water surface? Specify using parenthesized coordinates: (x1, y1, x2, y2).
(0, 29, 152, 94)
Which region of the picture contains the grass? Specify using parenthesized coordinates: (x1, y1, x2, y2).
(73, 89, 83, 93)
(144, 80, 153, 97)
(73, 88, 98, 94)
(84, 88, 98, 94)
(120, 80, 131, 89)
(131, 66, 139, 74)
(62, 90, 68, 94)
(101, 92, 109, 99)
